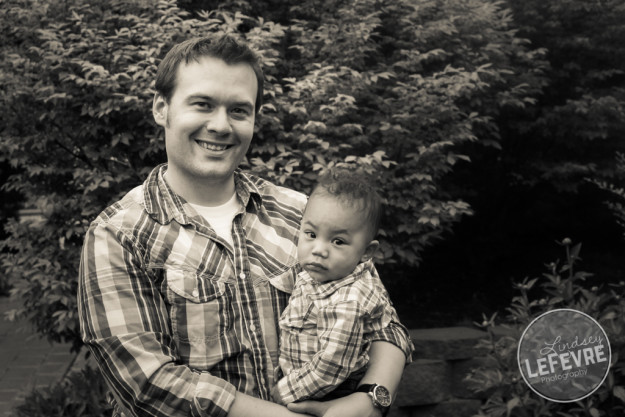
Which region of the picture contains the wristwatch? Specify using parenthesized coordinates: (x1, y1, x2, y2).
(355, 383, 392, 415)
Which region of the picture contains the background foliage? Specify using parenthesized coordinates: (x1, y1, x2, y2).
(387, 0, 625, 325)
(14, 366, 113, 417)
(1, 0, 624, 348)
(467, 240, 625, 416)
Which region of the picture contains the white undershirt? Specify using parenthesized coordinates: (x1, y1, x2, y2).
(189, 193, 241, 247)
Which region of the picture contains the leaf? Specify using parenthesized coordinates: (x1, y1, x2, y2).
(506, 397, 520, 416)
(614, 386, 625, 403)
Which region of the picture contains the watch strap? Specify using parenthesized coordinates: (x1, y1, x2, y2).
(355, 383, 375, 393)
(355, 384, 391, 416)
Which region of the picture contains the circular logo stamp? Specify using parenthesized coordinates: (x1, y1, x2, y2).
(517, 309, 611, 402)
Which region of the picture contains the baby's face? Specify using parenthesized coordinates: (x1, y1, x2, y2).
(297, 193, 376, 283)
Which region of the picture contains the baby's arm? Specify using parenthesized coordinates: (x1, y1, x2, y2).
(273, 300, 364, 404)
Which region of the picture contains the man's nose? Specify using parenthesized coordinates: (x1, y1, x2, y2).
(206, 107, 232, 136)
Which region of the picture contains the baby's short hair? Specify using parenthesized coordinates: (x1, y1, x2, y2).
(310, 169, 382, 239)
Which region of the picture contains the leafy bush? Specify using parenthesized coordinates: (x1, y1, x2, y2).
(504, 0, 625, 192)
(0, 0, 546, 347)
(593, 152, 625, 240)
(0, 0, 285, 348)
(14, 365, 113, 417)
(467, 239, 625, 417)
(247, 0, 547, 265)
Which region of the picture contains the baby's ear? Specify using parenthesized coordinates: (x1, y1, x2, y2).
(360, 240, 380, 263)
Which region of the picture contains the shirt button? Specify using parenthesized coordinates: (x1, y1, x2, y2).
(192, 289, 199, 297)
(260, 377, 266, 387)
(239, 272, 246, 279)
(249, 324, 257, 332)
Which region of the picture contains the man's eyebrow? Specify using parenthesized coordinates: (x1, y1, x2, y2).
(187, 94, 212, 100)
(232, 100, 254, 109)
(186, 95, 253, 109)
(185, 94, 214, 104)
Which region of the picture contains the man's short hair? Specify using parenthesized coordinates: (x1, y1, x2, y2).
(310, 169, 382, 239)
(155, 35, 264, 114)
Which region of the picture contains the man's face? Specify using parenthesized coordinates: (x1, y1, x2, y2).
(297, 193, 377, 283)
(153, 56, 257, 190)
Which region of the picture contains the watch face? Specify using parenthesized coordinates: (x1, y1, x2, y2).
(373, 385, 392, 407)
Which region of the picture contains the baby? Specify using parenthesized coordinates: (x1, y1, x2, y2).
(271, 169, 405, 410)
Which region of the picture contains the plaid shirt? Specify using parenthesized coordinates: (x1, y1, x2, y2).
(78, 164, 412, 417)
(273, 261, 410, 404)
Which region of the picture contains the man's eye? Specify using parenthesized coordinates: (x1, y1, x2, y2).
(231, 107, 250, 117)
(194, 102, 213, 109)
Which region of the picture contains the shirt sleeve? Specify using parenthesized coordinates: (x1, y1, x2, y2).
(273, 300, 365, 404)
(367, 267, 414, 362)
(77, 221, 237, 417)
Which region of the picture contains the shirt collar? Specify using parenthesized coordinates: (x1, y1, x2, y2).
(143, 164, 264, 225)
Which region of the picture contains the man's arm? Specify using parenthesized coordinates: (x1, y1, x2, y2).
(78, 222, 236, 416)
(287, 341, 406, 417)
(229, 392, 310, 417)
(79, 221, 304, 417)
(360, 340, 407, 399)
(286, 265, 413, 417)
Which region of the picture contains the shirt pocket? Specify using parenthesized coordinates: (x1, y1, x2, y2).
(279, 300, 318, 364)
(165, 268, 232, 370)
(280, 293, 316, 330)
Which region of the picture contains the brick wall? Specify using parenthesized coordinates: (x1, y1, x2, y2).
(390, 327, 499, 417)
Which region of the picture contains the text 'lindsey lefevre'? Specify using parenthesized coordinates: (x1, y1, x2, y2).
(523, 335, 608, 378)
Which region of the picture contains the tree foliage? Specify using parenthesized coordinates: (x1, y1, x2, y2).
(468, 241, 625, 417)
(395, 0, 625, 327)
(0, 0, 594, 349)
(504, 0, 625, 191)
(0, 0, 286, 348)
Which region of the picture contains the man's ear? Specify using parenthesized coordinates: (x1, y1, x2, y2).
(152, 94, 168, 128)
(360, 240, 380, 263)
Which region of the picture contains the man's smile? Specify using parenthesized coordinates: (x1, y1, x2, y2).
(194, 139, 233, 151)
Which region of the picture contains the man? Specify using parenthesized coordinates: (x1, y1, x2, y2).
(78, 34, 412, 417)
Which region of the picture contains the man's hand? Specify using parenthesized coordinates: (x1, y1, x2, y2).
(287, 393, 382, 417)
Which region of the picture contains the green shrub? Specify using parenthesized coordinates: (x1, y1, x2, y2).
(14, 365, 112, 417)
(0, 0, 285, 349)
(467, 239, 625, 416)
(593, 152, 625, 240)
(0, 0, 545, 348)
(247, 0, 547, 265)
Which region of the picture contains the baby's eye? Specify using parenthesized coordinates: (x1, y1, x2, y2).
(332, 238, 346, 246)
(304, 231, 316, 239)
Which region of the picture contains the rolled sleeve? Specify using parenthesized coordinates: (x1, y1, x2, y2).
(370, 320, 414, 363)
(366, 266, 414, 363)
